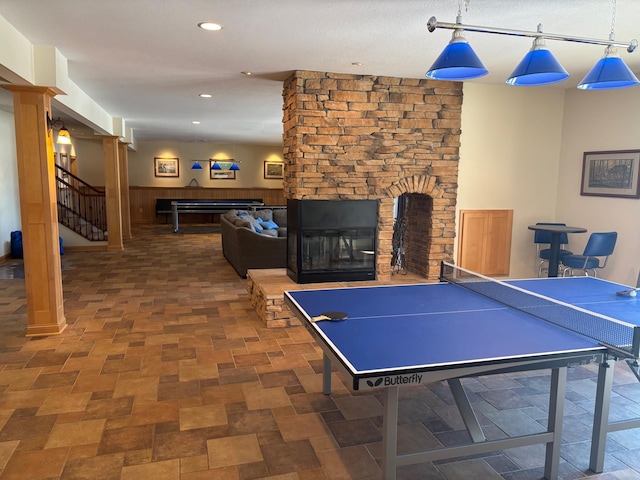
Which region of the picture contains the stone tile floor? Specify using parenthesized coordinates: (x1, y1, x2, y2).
(0, 224, 639, 479)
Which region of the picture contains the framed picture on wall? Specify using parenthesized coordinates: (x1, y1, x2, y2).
(581, 150, 640, 198)
(210, 160, 236, 180)
(264, 161, 284, 179)
(154, 157, 179, 177)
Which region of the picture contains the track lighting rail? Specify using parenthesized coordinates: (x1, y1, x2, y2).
(427, 16, 638, 53)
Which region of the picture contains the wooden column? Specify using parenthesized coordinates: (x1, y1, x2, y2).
(118, 142, 132, 239)
(103, 136, 123, 250)
(4, 85, 67, 336)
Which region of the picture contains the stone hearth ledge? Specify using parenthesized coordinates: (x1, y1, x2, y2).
(246, 268, 431, 328)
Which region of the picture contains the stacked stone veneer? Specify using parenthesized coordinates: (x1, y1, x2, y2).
(282, 71, 462, 280)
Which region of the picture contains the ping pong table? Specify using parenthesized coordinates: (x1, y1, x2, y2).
(284, 262, 640, 480)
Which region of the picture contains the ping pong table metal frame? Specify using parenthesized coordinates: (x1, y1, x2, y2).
(501, 274, 640, 476)
(590, 357, 640, 473)
(171, 200, 264, 232)
(285, 292, 605, 480)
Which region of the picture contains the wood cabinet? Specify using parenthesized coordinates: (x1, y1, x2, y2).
(457, 210, 513, 276)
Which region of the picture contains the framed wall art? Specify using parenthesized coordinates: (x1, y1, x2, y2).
(264, 161, 284, 179)
(210, 160, 236, 180)
(154, 157, 179, 177)
(581, 150, 640, 199)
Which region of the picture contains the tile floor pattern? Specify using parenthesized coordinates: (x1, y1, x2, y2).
(0, 224, 639, 479)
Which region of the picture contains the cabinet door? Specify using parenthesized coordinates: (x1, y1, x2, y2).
(457, 210, 513, 276)
(456, 211, 487, 274)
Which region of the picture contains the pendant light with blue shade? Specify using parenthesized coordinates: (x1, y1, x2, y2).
(426, 0, 638, 90)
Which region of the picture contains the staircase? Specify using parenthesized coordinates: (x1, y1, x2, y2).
(55, 165, 107, 241)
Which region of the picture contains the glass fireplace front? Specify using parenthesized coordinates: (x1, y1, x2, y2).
(287, 199, 378, 283)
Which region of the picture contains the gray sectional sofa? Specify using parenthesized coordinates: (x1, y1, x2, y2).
(220, 208, 287, 277)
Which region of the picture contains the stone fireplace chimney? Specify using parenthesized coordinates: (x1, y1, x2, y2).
(282, 71, 462, 281)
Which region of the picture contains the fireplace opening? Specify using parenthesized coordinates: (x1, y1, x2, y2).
(391, 193, 433, 278)
(391, 195, 407, 275)
(287, 199, 378, 283)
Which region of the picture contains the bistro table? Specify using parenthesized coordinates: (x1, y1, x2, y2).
(528, 224, 587, 277)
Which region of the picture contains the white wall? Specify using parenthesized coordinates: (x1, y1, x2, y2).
(556, 89, 640, 286)
(0, 108, 20, 256)
(69, 138, 104, 186)
(458, 83, 566, 279)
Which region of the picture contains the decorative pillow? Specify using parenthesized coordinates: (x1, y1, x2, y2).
(252, 209, 273, 222)
(261, 229, 278, 237)
(257, 218, 279, 230)
(243, 215, 263, 233)
(233, 218, 251, 228)
(237, 210, 250, 216)
(273, 209, 287, 226)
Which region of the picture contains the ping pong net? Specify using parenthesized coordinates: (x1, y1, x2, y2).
(440, 262, 640, 359)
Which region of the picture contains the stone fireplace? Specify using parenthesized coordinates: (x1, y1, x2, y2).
(282, 71, 462, 281)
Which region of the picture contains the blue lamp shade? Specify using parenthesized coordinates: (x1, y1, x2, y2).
(506, 44, 569, 86)
(426, 32, 488, 81)
(211, 161, 222, 170)
(578, 49, 640, 90)
(191, 161, 203, 170)
(229, 163, 240, 171)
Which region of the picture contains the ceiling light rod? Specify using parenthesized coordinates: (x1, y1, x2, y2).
(427, 16, 638, 53)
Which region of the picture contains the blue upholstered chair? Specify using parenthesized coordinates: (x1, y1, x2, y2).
(534, 222, 573, 277)
(561, 232, 617, 277)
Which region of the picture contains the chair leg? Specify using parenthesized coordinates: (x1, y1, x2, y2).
(538, 261, 547, 278)
(538, 260, 547, 278)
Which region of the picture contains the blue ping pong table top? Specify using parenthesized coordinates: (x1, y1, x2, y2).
(285, 276, 638, 376)
(509, 277, 640, 326)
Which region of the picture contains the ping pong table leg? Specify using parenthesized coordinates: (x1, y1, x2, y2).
(382, 386, 399, 480)
(589, 358, 615, 473)
(323, 354, 332, 395)
(172, 204, 179, 233)
(544, 366, 567, 480)
(448, 379, 486, 442)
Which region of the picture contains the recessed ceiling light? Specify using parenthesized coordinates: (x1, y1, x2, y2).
(241, 71, 253, 76)
(192, 121, 201, 125)
(198, 22, 223, 31)
(199, 93, 212, 98)
(352, 62, 364, 67)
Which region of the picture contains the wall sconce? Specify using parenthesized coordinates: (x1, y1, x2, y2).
(427, 0, 638, 89)
(46, 113, 72, 145)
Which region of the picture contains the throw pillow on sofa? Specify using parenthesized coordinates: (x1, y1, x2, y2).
(252, 209, 274, 222)
(273, 209, 287, 226)
(243, 215, 263, 233)
(257, 218, 279, 230)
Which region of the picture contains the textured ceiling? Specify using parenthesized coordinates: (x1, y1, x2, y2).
(1, 0, 639, 145)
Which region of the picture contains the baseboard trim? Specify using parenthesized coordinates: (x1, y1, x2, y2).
(64, 245, 109, 252)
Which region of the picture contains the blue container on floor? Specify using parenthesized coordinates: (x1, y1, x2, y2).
(10, 231, 64, 258)
(10, 231, 22, 258)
